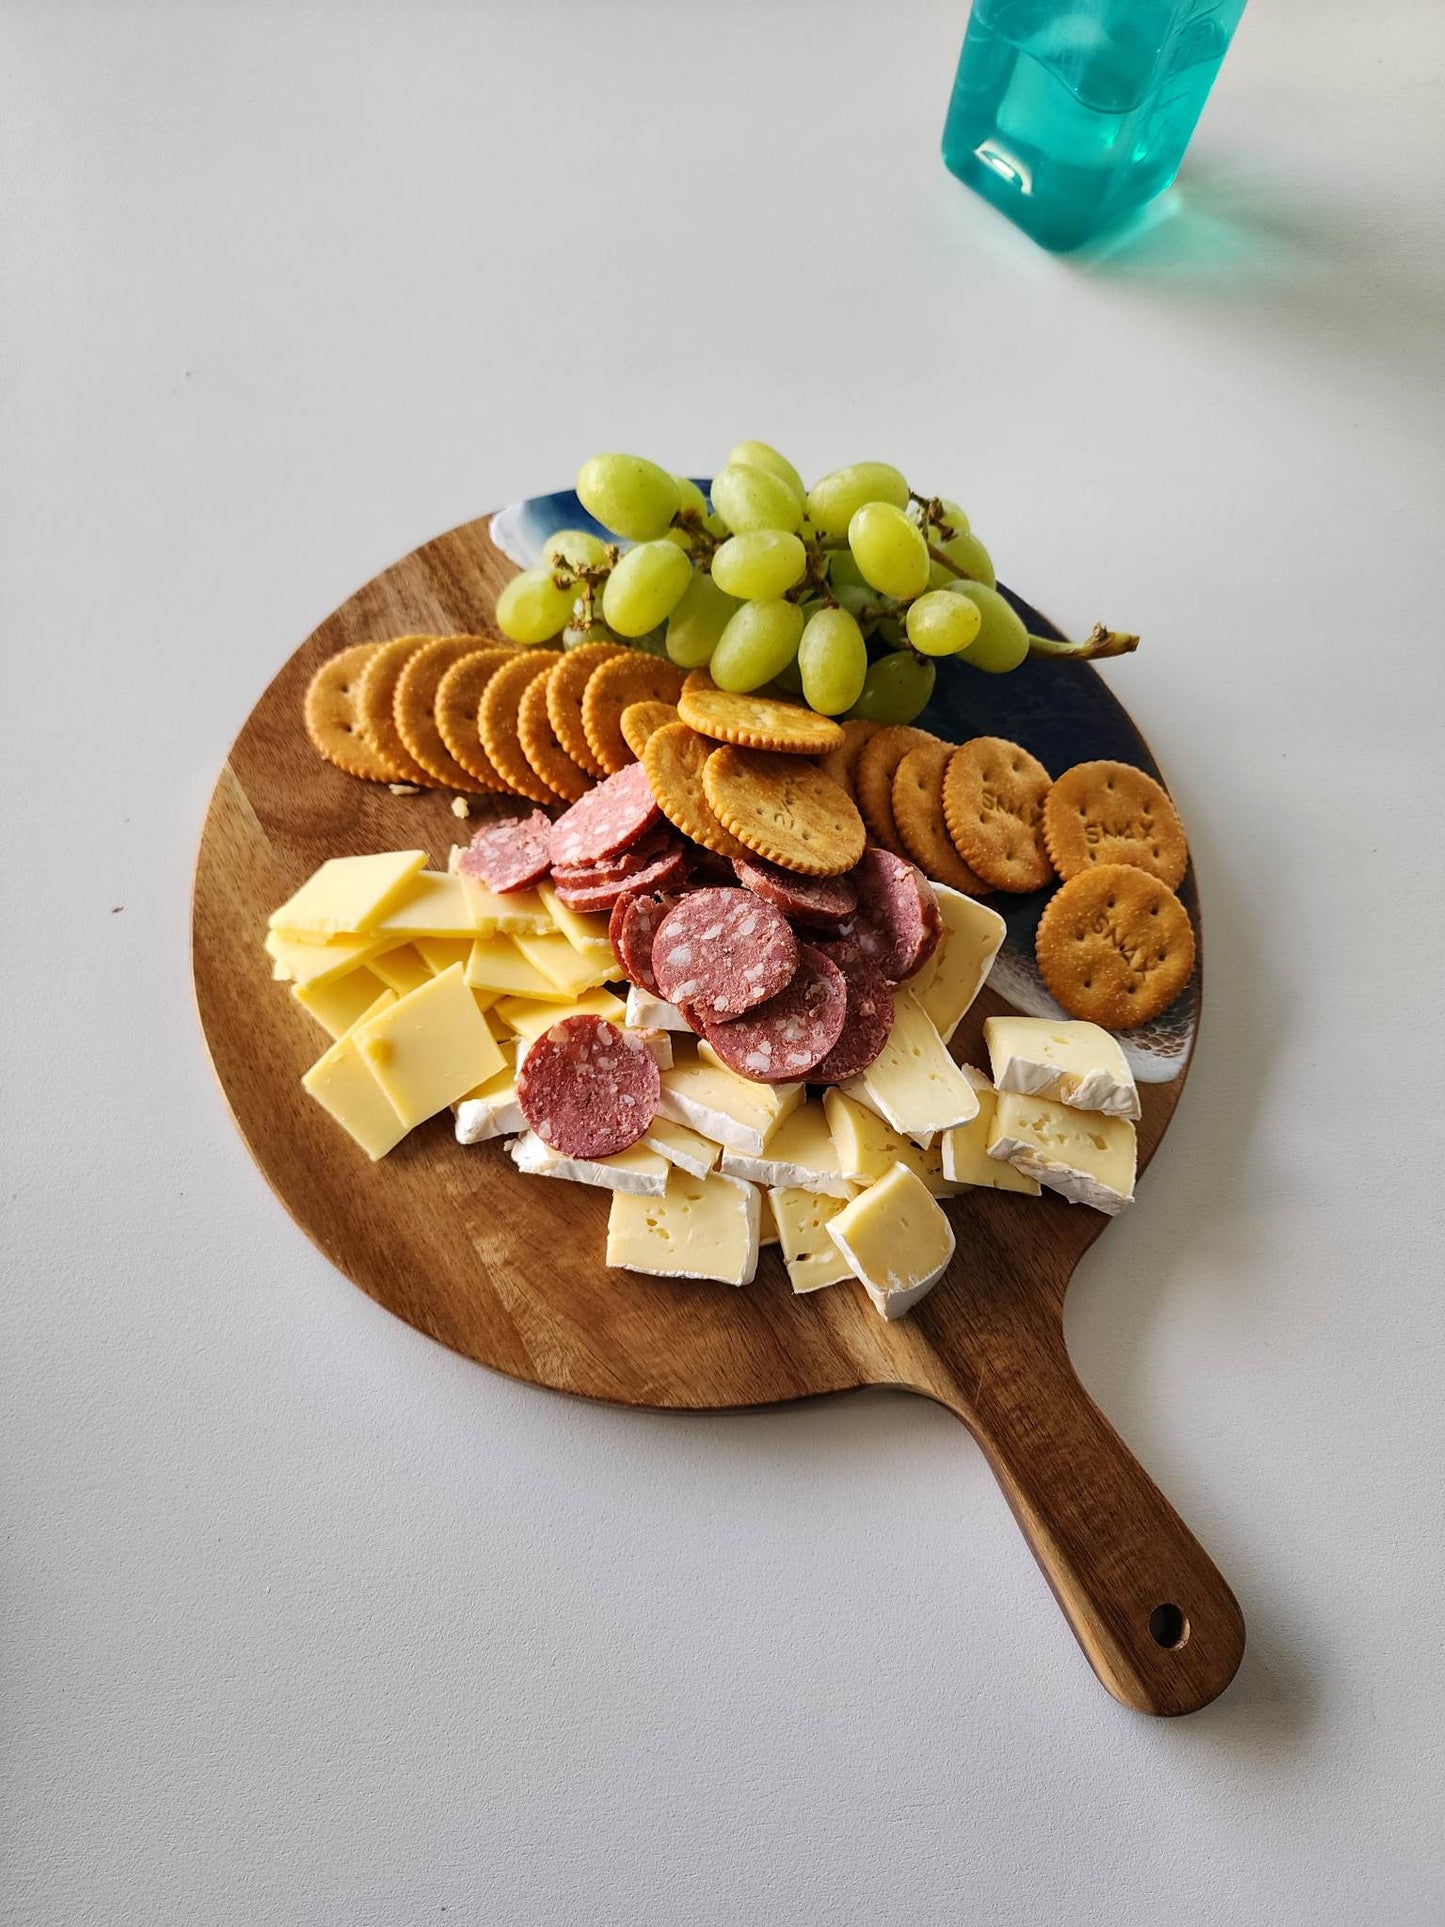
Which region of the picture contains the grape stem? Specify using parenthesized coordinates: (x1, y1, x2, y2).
(1027, 624, 1141, 660)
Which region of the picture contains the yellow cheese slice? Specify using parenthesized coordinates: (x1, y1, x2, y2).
(414, 936, 474, 976)
(456, 874, 552, 937)
(268, 850, 427, 939)
(536, 882, 616, 968)
(513, 930, 619, 998)
(495, 988, 628, 1045)
(369, 944, 433, 996)
(264, 927, 395, 989)
(301, 990, 410, 1159)
(291, 966, 389, 1039)
(370, 872, 482, 939)
(466, 934, 576, 1000)
(352, 964, 506, 1128)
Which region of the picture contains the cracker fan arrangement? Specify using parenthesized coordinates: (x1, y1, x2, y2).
(279, 442, 1197, 1317)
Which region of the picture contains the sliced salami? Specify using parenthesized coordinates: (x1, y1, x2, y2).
(700, 944, 848, 1082)
(851, 848, 942, 981)
(553, 848, 689, 915)
(516, 1014, 661, 1158)
(548, 762, 661, 870)
(733, 855, 858, 929)
(612, 889, 686, 994)
(456, 809, 553, 894)
(807, 955, 895, 1083)
(550, 829, 677, 888)
(651, 887, 799, 1021)
(815, 915, 889, 976)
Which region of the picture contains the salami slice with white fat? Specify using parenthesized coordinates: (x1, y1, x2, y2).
(549, 762, 661, 870)
(733, 855, 858, 929)
(815, 916, 889, 976)
(651, 887, 799, 1021)
(552, 848, 689, 915)
(550, 828, 675, 889)
(611, 890, 685, 994)
(699, 944, 848, 1082)
(851, 848, 941, 981)
(456, 809, 553, 894)
(807, 954, 895, 1083)
(516, 1014, 660, 1159)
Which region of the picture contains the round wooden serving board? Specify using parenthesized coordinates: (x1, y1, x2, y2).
(193, 510, 1243, 1716)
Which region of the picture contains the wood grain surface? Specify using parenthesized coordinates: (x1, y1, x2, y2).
(192, 511, 1244, 1716)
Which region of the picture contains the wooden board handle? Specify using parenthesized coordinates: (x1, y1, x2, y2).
(955, 1337, 1245, 1715)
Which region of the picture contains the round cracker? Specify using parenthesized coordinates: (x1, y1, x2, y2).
(479, 651, 566, 803)
(620, 700, 679, 762)
(702, 745, 865, 878)
(546, 643, 629, 778)
(582, 654, 686, 775)
(304, 642, 398, 781)
(942, 736, 1053, 893)
(854, 724, 938, 857)
(1043, 760, 1188, 891)
(517, 666, 592, 803)
(1035, 863, 1195, 1028)
(394, 635, 495, 793)
(435, 647, 522, 790)
(677, 671, 845, 756)
(355, 635, 438, 785)
(817, 718, 882, 800)
(891, 741, 991, 895)
(641, 722, 748, 860)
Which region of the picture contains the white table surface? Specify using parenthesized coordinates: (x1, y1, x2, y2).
(5, 3, 1444, 1921)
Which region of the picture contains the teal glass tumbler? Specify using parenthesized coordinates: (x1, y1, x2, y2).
(942, 0, 1248, 252)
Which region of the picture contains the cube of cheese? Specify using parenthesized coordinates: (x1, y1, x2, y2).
(842, 989, 979, 1145)
(822, 1089, 961, 1199)
(718, 1100, 852, 1197)
(940, 1067, 1042, 1195)
(268, 850, 427, 939)
(987, 1090, 1136, 1214)
(826, 1164, 956, 1320)
(352, 965, 505, 1128)
(509, 1132, 669, 1197)
(606, 1171, 762, 1286)
(983, 1016, 1140, 1120)
(301, 991, 409, 1159)
(770, 1187, 856, 1294)
(909, 885, 1007, 1043)
(657, 1058, 803, 1155)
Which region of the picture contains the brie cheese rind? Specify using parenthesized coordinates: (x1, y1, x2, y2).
(717, 1101, 853, 1198)
(624, 984, 692, 1032)
(606, 1170, 762, 1285)
(940, 1067, 1043, 1195)
(509, 1131, 670, 1197)
(826, 1163, 956, 1320)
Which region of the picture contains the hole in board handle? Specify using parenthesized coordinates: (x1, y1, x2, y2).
(1148, 1602, 1190, 1650)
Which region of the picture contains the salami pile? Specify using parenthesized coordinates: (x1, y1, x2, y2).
(458, 762, 946, 1118)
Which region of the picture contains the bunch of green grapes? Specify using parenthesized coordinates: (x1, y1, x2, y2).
(494, 444, 1136, 725)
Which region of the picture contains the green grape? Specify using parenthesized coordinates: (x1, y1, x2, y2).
(665, 570, 738, 668)
(848, 501, 930, 599)
(928, 527, 996, 590)
(674, 475, 709, 521)
(905, 589, 983, 657)
(709, 463, 803, 535)
(496, 568, 576, 643)
(564, 619, 618, 651)
(631, 625, 671, 659)
(798, 607, 868, 714)
(945, 580, 1030, 672)
(846, 650, 936, 724)
(601, 539, 695, 637)
(727, 439, 805, 501)
(806, 462, 910, 539)
(576, 453, 680, 541)
(830, 581, 875, 627)
(542, 528, 609, 573)
(827, 548, 868, 593)
(929, 496, 971, 538)
(711, 598, 805, 691)
(711, 530, 807, 601)
(661, 527, 696, 551)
